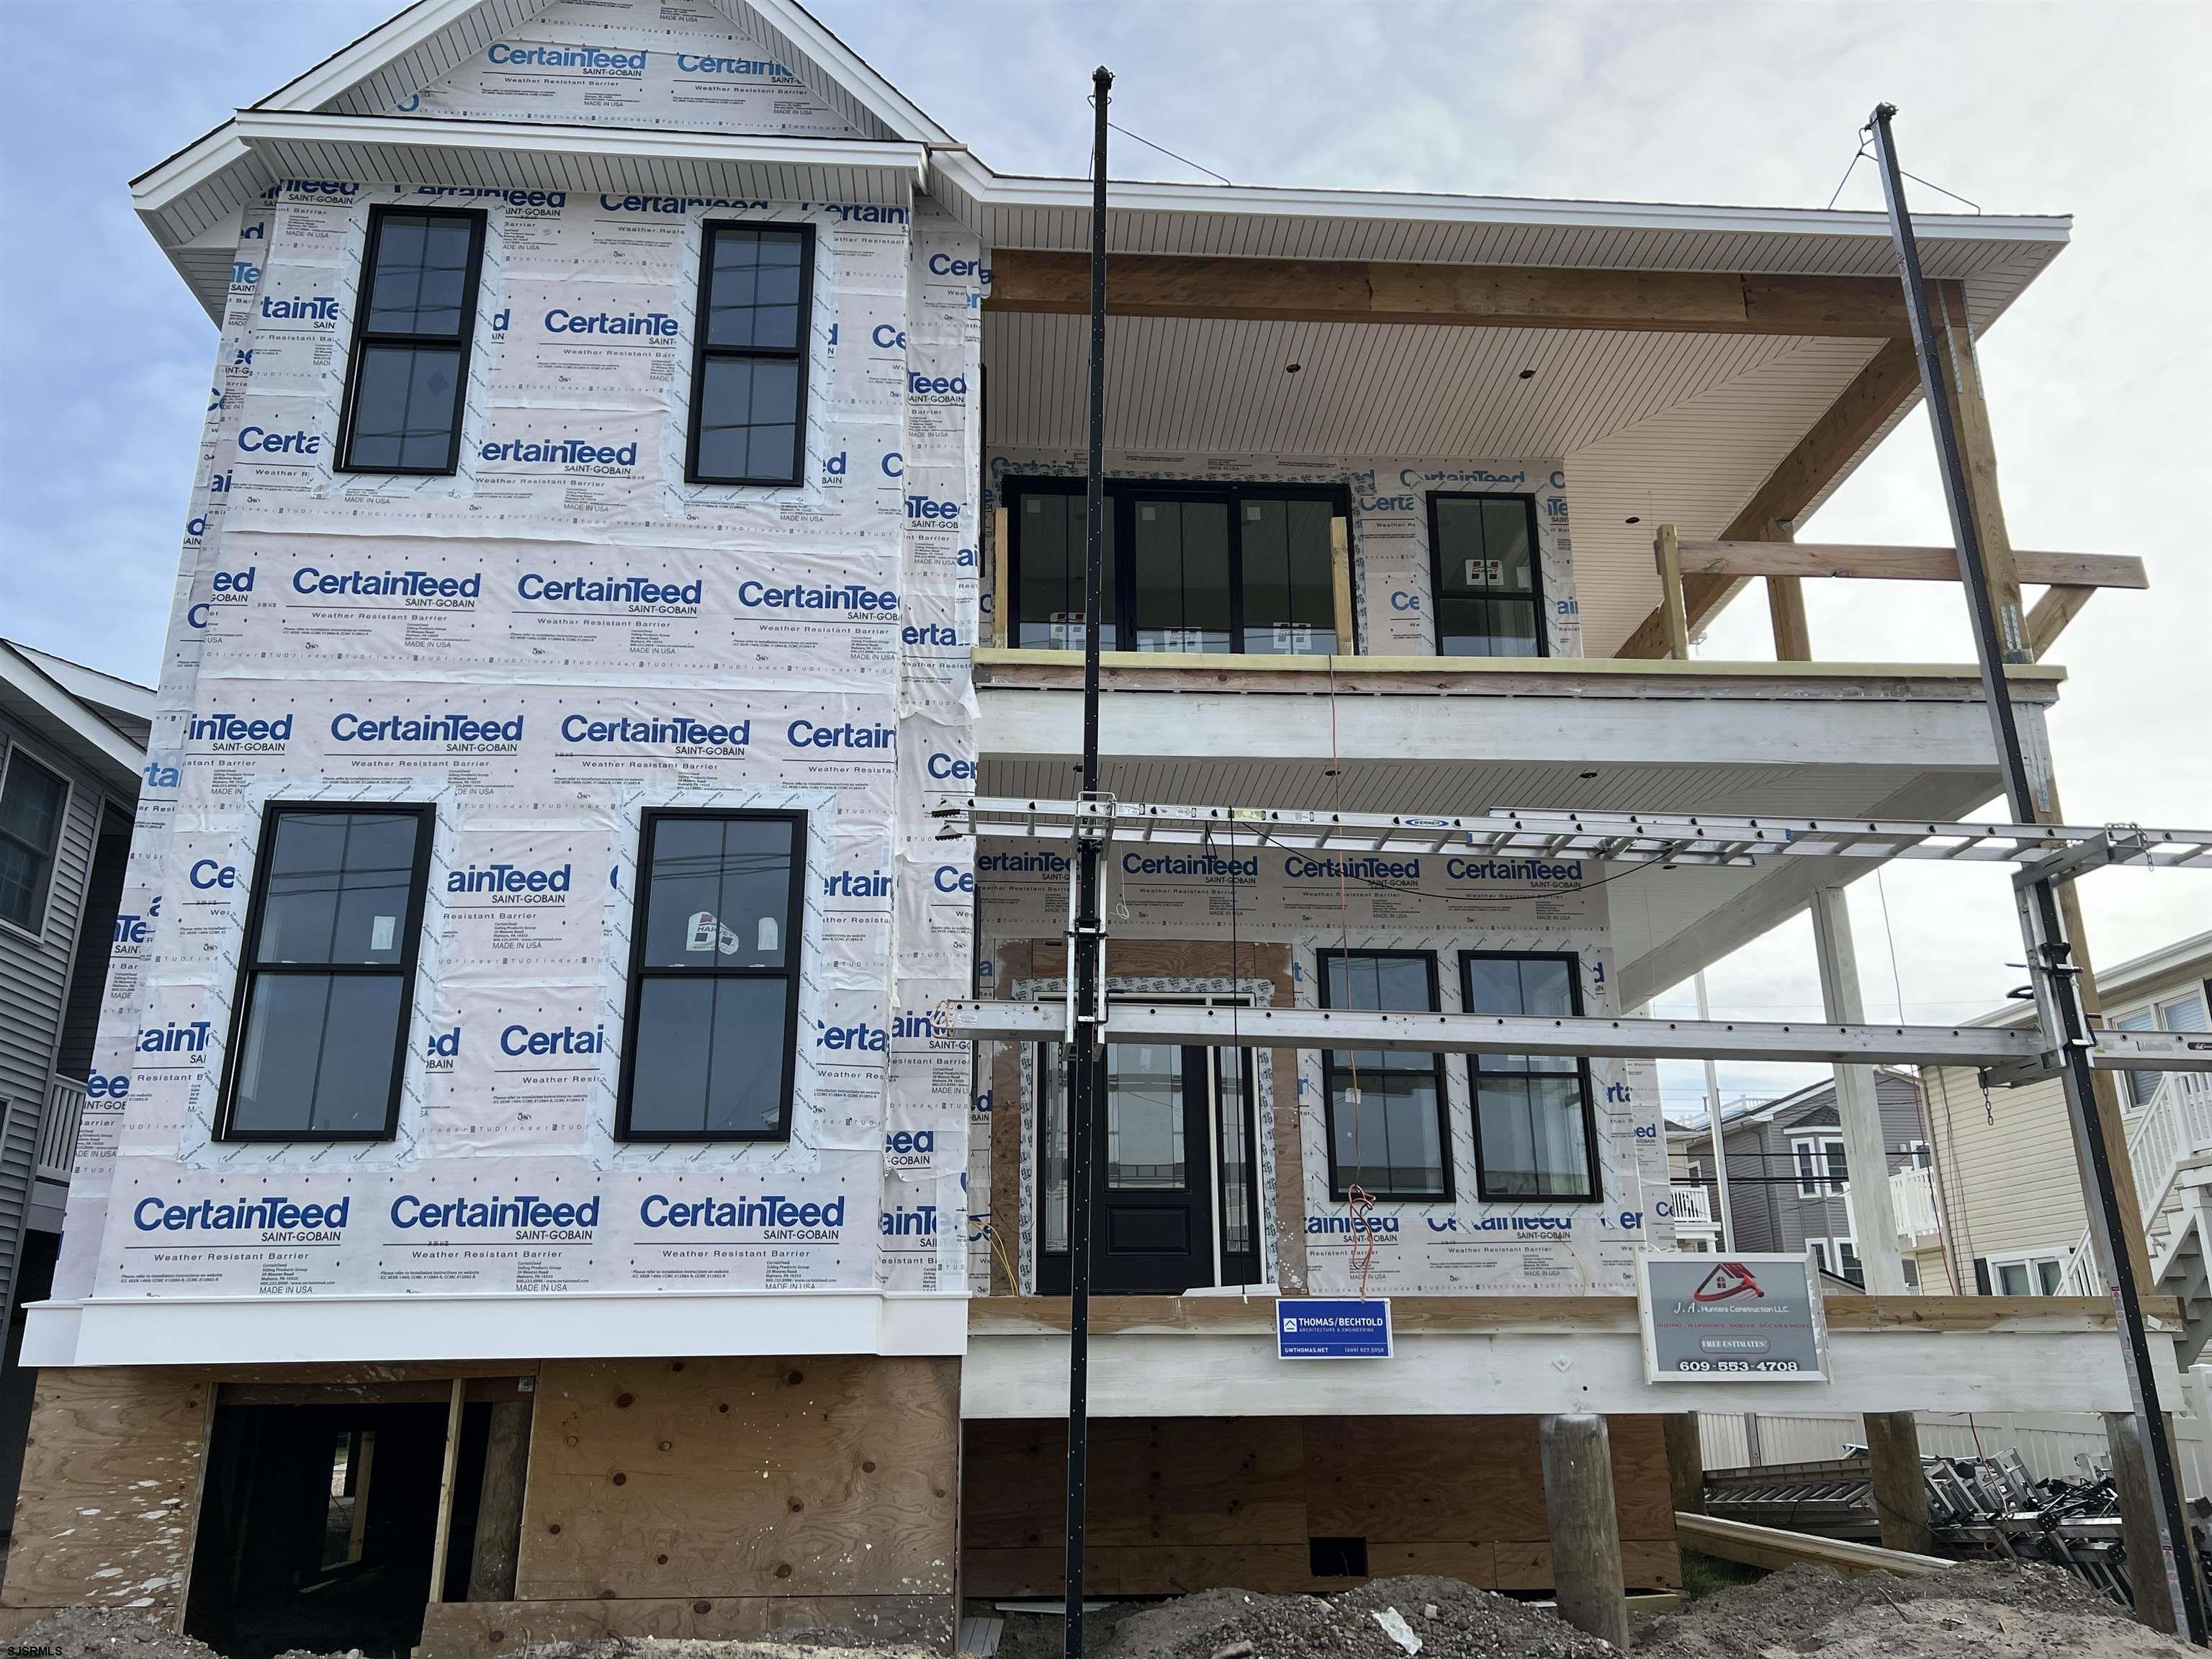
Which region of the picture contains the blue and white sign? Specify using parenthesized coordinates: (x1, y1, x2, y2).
(1276, 1297, 1393, 1359)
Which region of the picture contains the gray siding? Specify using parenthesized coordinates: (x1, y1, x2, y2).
(0, 712, 110, 1306)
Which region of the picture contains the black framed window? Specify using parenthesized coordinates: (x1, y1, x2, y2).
(338, 207, 485, 475)
(687, 222, 814, 486)
(0, 744, 70, 935)
(619, 810, 805, 1141)
(1318, 950, 1450, 1200)
(1462, 952, 1599, 1201)
(220, 805, 433, 1141)
(1004, 477, 1346, 657)
(1429, 492, 1545, 657)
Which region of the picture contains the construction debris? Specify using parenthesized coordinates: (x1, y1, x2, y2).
(1640, 1560, 2188, 1658)
(1096, 1578, 1614, 1659)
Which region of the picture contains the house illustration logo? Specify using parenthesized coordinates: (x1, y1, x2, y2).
(1694, 1262, 1764, 1303)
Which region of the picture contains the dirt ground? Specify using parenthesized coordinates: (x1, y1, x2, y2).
(0, 1563, 2194, 1659)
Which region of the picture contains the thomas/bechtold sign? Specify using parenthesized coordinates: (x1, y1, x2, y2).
(1277, 1298, 1393, 1359)
(1637, 1251, 1829, 1382)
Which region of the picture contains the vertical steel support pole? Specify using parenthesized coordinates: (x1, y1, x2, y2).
(1062, 63, 1113, 1659)
(1869, 102, 2205, 1643)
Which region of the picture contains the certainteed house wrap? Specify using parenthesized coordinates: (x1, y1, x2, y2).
(6, 1, 2206, 1653)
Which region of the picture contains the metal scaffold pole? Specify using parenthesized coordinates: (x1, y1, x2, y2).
(1062, 62, 1113, 1659)
(1868, 102, 2207, 1643)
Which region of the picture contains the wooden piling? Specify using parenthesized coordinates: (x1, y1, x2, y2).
(1539, 1413, 1629, 1649)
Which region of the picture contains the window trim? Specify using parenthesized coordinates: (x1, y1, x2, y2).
(614, 806, 808, 1143)
(1460, 950, 1602, 1205)
(1316, 948, 1453, 1202)
(0, 739, 73, 943)
(215, 801, 436, 1143)
(1424, 490, 1548, 658)
(1790, 1130, 1848, 1197)
(1986, 1248, 2070, 1297)
(336, 204, 487, 477)
(684, 220, 817, 487)
(1002, 475, 1354, 658)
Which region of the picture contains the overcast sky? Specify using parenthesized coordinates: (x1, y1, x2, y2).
(1, 0, 2204, 1118)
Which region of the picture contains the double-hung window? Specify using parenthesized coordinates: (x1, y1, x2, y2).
(1791, 1133, 1849, 1196)
(1462, 952, 1599, 1201)
(338, 207, 485, 475)
(687, 222, 814, 486)
(1429, 492, 1545, 657)
(1004, 478, 1345, 657)
(1317, 950, 1450, 1200)
(2114, 989, 2210, 1107)
(0, 745, 69, 936)
(220, 805, 433, 1140)
(618, 810, 805, 1140)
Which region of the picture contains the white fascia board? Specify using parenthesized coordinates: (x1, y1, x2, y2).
(1969, 929, 2212, 1030)
(12, 644, 156, 725)
(737, 0, 957, 145)
(0, 642, 147, 782)
(131, 120, 254, 219)
(234, 108, 928, 191)
(942, 150, 2072, 253)
(254, 0, 511, 114)
(26, 1289, 968, 1367)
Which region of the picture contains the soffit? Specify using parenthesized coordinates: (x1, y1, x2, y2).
(984, 313, 1887, 656)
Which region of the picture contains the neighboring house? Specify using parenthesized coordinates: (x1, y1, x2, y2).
(0, 639, 151, 1534)
(2, 1, 2163, 1651)
(1668, 1070, 1933, 1287)
(1919, 932, 2212, 1319)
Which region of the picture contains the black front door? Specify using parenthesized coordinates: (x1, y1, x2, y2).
(1038, 1039, 1262, 1295)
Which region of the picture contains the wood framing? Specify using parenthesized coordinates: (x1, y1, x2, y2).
(962, 1415, 1679, 1598)
(1615, 337, 1924, 658)
(1675, 1511, 1948, 1578)
(1672, 540, 2146, 590)
(985, 251, 1924, 338)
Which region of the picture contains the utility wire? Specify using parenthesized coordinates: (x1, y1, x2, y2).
(1087, 95, 1233, 185)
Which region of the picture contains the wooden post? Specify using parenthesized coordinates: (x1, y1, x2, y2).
(1860, 1412, 1933, 1555)
(1808, 884, 1906, 1295)
(2105, 1411, 2206, 1633)
(1766, 576, 1812, 661)
(992, 504, 1011, 649)
(1663, 1413, 1705, 1516)
(1539, 1413, 1630, 1649)
(466, 1398, 532, 1603)
(1933, 287, 2028, 661)
(426, 1377, 465, 1606)
(1655, 523, 1689, 660)
(1328, 515, 1355, 655)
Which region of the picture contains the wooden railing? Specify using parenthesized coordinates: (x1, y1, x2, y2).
(1649, 521, 2147, 664)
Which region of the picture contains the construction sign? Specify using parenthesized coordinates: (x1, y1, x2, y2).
(1637, 1250, 1829, 1382)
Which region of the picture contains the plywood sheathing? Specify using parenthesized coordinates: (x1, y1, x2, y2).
(0, 1368, 210, 1627)
(516, 1357, 960, 1607)
(961, 1415, 1678, 1597)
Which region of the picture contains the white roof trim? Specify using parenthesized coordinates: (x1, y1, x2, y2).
(9, 646, 156, 726)
(255, 0, 515, 114)
(0, 642, 148, 782)
(725, 0, 954, 145)
(1966, 931, 2212, 1030)
(935, 149, 2069, 249)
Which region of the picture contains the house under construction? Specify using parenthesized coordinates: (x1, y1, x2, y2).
(4, 2, 2206, 1655)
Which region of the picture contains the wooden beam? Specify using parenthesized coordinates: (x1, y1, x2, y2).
(1676, 541, 2146, 590)
(1616, 336, 1925, 657)
(985, 249, 1917, 337)
(2028, 583, 2096, 660)
(1767, 576, 1812, 660)
(1329, 514, 1354, 653)
(1933, 284, 2028, 660)
(1654, 523, 1689, 659)
(1674, 1511, 1950, 1578)
(427, 1376, 465, 1606)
